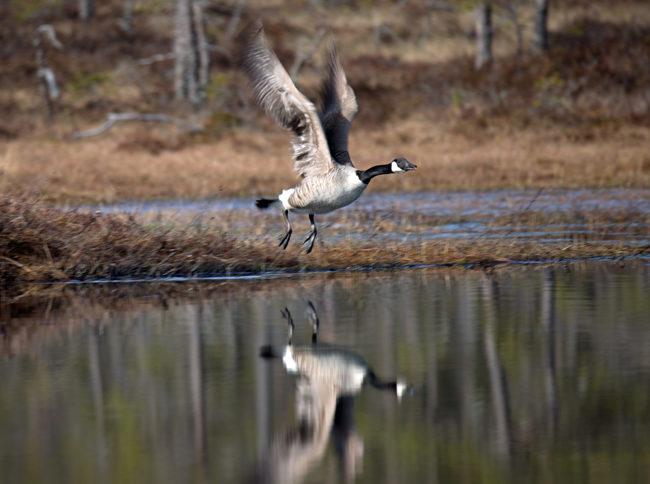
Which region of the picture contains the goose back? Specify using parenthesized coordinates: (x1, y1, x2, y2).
(284, 344, 369, 395)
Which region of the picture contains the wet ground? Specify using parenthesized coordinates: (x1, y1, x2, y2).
(86, 187, 649, 248)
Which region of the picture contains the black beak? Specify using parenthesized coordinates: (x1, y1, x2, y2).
(402, 159, 417, 171)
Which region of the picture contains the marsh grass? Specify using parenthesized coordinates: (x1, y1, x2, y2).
(2, 121, 648, 204)
(1, 2, 649, 290)
(0, 195, 301, 285)
(1, 194, 646, 288)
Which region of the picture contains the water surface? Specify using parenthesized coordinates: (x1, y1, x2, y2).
(1, 260, 650, 483)
(82, 187, 650, 247)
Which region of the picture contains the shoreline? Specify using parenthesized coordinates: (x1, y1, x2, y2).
(1, 189, 647, 292)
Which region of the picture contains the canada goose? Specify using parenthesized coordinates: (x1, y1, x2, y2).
(254, 303, 410, 482)
(260, 303, 411, 399)
(241, 24, 417, 253)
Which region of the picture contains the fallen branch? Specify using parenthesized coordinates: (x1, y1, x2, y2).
(136, 52, 176, 65)
(0, 256, 33, 272)
(290, 26, 327, 80)
(72, 112, 205, 138)
(137, 45, 232, 67)
(427, 1, 457, 12)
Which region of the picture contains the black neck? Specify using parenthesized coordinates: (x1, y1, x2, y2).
(356, 164, 393, 184)
(366, 370, 398, 392)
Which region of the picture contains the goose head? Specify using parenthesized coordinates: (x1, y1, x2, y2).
(396, 379, 415, 400)
(390, 158, 417, 173)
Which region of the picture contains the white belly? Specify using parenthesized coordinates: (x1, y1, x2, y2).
(288, 168, 367, 214)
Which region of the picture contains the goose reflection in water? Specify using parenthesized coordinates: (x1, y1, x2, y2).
(254, 302, 413, 483)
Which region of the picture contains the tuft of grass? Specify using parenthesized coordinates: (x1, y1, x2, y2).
(1, 195, 647, 288)
(0, 195, 301, 285)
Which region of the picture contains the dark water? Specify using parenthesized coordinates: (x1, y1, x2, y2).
(2, 260, 650, 483)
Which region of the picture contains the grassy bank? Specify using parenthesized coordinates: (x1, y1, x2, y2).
(0, 195, 299, 284)
(1, 195, 646, 288)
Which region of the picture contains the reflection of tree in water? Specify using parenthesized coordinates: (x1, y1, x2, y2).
(2, 264, 650, 483)
(254, 303, 411, 483)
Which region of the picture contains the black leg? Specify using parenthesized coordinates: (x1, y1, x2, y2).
(303, 213, 317, 254)
(281, 308, 294, 345)
(306, 301, 319, 345)
(279, 210, 292, 249)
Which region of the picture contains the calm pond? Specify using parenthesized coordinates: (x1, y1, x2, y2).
(1, 260, 650, 483)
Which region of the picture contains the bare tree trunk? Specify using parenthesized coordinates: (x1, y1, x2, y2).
(119, 0, 136, 34)
(34, 25, 63, 122)
(224, 0, 246, 47)
(173, 0, 210, 108)
(174, 0, 194, 103)
(78, 0, 94, 21)
(475, 3, 492, 70)
(290, 26, 327, 80)
(38, 68, 59, 121)
(193, 1, 209, 100)
(532, 0, 549, 52)
(504, 2, 523, 59)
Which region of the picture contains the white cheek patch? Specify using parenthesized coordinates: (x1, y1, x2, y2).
(396, 380, 408, 400)
(391, 161, 404, 173)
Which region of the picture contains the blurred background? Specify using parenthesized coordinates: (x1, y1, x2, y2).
(1, 0, 649, 203)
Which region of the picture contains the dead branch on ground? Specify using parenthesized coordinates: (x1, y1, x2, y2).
(72, 113, 205, 138)
(290, 26, 327, 80)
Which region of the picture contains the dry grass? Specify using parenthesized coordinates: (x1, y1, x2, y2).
(1, 195, 646, 289)
(1, 1, 650, 202)
(1, 2, 648, 289)
(1, 120, 648, 203)
(0, 195, 300, 285)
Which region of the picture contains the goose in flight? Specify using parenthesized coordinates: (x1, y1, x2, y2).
(240, 24, 417, 253)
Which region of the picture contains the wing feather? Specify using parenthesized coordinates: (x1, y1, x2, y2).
(319, 46, 358, 166)
(240, 24, 333, 178)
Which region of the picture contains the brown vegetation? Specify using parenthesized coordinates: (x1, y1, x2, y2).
(0, 195, 298, 285)
(0, 1, 649, 202)
(1, 195, 646, 289)
(0, 1, 648, 287)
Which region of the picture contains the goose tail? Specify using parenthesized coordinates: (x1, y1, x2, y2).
(259, 345, 282, 359)
(255, 198, 280, 210)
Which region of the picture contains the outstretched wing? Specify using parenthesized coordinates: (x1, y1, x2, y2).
(240, 24, 333, 178)
(319, 46, 358, 167)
